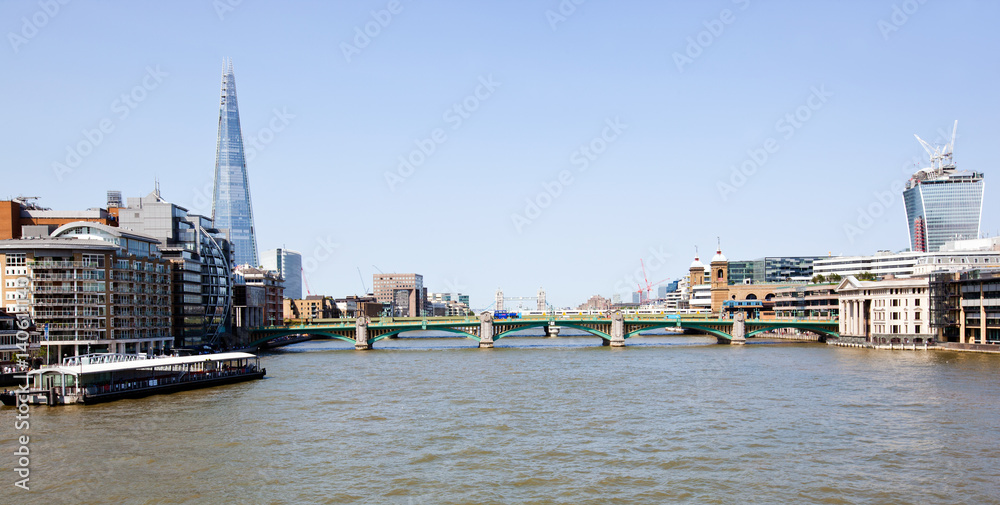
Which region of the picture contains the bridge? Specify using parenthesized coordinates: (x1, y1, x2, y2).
(248, 312, 839, 350)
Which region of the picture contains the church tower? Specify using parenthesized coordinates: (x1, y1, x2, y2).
(710, 241, 729, 313)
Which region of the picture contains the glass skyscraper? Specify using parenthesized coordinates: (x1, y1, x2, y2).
(212, 59, 259, 267)
(261, 248, 302, 299)
(903, 169, 984, 252)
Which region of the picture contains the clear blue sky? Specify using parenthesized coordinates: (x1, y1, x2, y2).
(2, 0, 998, 309)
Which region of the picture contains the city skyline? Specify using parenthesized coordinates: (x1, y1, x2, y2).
(3, 1, 999, 308)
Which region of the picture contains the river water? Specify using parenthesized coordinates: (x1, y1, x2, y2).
(7, 336, 1000, 504)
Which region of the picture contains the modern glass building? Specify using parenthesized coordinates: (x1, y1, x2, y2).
(728, 257, 823, 284)
(903, 169, 984, 252)
(261, 248, 302, 299)
(212, 59, 259, 268)
(118, 190, 233, 348)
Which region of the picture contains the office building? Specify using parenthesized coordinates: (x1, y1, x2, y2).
(234, 266, 284, 326)
(814, 242, 1000, 280)
(933, 269, 1000, 344)
(577, 295, 611, 311)
(1, 197, 117, 240)
(212, 59, 259, 267)
(903, 124, 985, 252)
(261, 248, 302, 299)
(727, 257, 823, 284)
(773, 284, 839, 319)
(373, 273, 424, 317)
(284, 296, 339, 320)
(116, 190, 233, 348)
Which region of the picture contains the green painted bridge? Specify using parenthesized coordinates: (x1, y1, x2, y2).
(248, 312, 839, 350)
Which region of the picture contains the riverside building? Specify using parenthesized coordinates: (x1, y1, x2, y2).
(115, 190, 233, 348)
(813, 239, 1000, 279)
(772, 284, 839, 319)
(836, 276, 934, 346)
(938, 269, 1000, 344)
(0, 222, 173, 360)
(234, 266, 283, 326)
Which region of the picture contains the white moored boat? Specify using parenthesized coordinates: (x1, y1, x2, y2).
(1, 352, 265, 406)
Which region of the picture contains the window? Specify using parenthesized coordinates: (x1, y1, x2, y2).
(915, 325, 921, 334)
(6, 253, 26, 266)
(914, 299, 920, 307)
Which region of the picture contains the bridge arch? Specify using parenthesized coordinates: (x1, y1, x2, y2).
(248, 330, 357, 349)
(677, 324, 734, 342)
(493, 322, 613, 342)
(624, 321, 686, 339)
(369, 328, 480, 344)
(746, 325, 838, 341)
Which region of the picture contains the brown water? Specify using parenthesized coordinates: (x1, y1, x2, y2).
(6, 336, 1000, 504)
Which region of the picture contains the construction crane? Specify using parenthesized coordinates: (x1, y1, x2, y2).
(914, 120, 958, 173)
(301, 267, 313, 297)
(636, 259, 672, 304)
(356, 267, 368, 294)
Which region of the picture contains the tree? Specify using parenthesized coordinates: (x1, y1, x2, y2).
(812, 274, 826, 284)
(857, 272, 876, 281)
(827, 273, 842, 283)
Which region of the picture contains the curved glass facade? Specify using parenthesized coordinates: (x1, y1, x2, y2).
(212, 59, 259, 268)
(903, 171, 984, 252)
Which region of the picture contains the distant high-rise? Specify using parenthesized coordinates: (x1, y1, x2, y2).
(903, 121, 984, 253)
(261, 248, 302, 299)
(212, 59, 259, 267)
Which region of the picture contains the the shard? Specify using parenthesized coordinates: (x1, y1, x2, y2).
(212, 58, 259, 267)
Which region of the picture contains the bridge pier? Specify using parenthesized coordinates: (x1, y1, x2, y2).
(544, 323, 560, 338)
(728, 312, 747, 345)
(610, 311, 626, 347)
(355, 315, 371, 350)
(479, 312, 494, 349)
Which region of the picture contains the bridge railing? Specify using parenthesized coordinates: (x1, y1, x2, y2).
(250, 314, 839, 332)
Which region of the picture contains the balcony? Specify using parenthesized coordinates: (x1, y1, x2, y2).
(29, 261, 102, 269)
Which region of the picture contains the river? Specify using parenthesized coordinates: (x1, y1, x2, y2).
(7, 336, 1000, 504)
